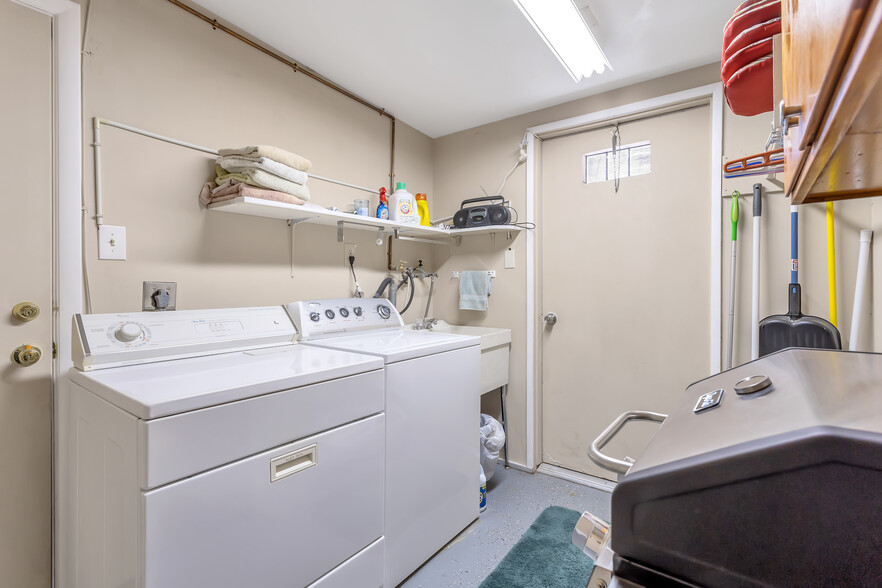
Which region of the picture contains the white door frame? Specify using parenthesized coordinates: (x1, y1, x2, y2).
(12, 0, 82, 584)
(524, 83, 723, 470)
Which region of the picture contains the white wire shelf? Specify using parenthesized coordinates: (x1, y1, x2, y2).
(207, 197, 524, 242)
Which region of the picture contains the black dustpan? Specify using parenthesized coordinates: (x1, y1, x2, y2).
(758, 283, 841, 356)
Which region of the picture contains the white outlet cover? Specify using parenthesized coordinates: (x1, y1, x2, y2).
(98, 225, 126, 260)
(504, 248, 515, 269)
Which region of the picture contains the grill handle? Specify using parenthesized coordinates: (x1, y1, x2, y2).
(588, 410, 667, 475)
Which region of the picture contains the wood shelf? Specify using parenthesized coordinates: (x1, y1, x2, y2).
(207, 196, 524, 242)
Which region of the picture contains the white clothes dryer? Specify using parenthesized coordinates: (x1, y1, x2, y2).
(287, 298, 481, 587)
(61, 306, 385, 588)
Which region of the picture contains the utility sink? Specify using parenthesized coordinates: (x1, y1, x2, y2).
(408, 320, 511, 394)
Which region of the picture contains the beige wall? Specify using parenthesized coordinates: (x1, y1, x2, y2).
(433, 63, 879, 469)
(80, 0, 437, 315)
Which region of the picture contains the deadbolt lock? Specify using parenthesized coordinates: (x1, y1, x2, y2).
(12, 302, 40, 322)
(12, 344, 42, 367)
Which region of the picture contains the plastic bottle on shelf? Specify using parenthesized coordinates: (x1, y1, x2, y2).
(415, 193, 430, 226)
(390, 182, 419, 225)
(479, 465, 487, 512)
(376, 187, 389, 220)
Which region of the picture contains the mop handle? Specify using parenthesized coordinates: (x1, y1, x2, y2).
(790, 205, 798, 283)
(731, 191, 740, 241)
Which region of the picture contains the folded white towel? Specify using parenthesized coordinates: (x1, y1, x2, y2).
(459, 271, 492, 311)
(215, 166, 310, 201)
(218, 145, 312, 172)
(217, 156, 308, 186)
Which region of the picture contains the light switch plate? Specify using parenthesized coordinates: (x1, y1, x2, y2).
(142, 281, 177, 311)
(98, 225, 126, 260)
(504, 248, 515, 269)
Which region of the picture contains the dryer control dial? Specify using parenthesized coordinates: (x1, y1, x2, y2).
(115, 322, 144, 343)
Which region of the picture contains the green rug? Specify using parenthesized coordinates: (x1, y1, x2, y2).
(479, 506, 595, 588)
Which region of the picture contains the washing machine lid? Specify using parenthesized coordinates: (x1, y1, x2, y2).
(304, 329, 479, 363)
(68, 345, 383, 419)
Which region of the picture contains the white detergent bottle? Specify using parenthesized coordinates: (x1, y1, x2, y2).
(390, 182, 419, 225)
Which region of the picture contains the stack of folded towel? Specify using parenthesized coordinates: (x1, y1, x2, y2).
(199, 145, 312, 206)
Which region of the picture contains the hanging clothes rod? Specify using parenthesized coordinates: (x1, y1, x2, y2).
(91, 117, 380, 226)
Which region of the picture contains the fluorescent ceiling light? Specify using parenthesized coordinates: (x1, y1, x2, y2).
(512, 0, 611, 82)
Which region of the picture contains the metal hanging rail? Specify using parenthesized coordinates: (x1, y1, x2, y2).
(165, 0, 395, 191)
(91, 117, 381, 227)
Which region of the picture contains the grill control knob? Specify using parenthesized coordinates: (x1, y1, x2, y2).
(377, 304, 391, 320)
(339, 308, 350, 318)
(325, 309, 336, 319)
(309, 312, 321, 322)
(115, 322, 143, 343)
(353, 307, 363, 317)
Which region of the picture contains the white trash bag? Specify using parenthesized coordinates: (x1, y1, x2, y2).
(479, 413, 506, 481)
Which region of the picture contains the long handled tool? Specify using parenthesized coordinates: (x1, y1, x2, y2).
(726, 191, 740, 370)
(750, 183, 762, 360)
(826, 202, 837, 328)
(758, 204, 841, 356)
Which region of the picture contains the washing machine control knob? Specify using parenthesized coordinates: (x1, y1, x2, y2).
(377, 304, 391, 320)
(115, 322, 143, 343)
(309, 312, 321, 322)
(339, 308, 349, 318)
(325, 309, 336, 319)
(353, 307, 363, 317)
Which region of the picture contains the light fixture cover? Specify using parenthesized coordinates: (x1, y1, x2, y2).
(513, 0, 611, 82)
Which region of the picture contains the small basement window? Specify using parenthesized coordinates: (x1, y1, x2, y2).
(583, 141, 651, 184)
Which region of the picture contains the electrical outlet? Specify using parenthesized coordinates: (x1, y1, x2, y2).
(343, 242, 356, 265)
(98, 225, 126, 260)
(142, 281, 177, 311)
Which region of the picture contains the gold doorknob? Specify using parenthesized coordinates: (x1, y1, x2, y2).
(12, 302, 40, 322)
(12, 344, 42, 367)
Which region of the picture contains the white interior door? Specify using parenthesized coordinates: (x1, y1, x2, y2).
(540, 105, 712, 481)
(0, 1, 53, 585)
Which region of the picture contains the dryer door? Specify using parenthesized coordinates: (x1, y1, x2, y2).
(142, 414, 384, 588)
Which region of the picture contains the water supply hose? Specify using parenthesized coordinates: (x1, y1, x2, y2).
(826, 202, 837, 326)
(727, 191, 740, 370)
(396, 270, 415, 314)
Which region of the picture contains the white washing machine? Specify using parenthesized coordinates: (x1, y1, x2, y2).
(62, 306, 386, 588)
(287, 298, 481, 587)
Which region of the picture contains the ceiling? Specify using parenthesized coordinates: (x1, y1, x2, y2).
(191, 0, 735, 138)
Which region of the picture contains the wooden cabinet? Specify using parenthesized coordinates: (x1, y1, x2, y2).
(782, 0, 882, 203)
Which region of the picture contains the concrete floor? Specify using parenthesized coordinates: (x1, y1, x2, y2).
(400, 466, 613, 588)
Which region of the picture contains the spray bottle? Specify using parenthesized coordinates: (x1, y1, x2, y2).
(376, 187, 389, 220)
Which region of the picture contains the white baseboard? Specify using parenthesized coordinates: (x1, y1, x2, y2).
(536, 463, 617, 493)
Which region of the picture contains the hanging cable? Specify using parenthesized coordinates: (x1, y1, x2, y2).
(349, 254, 364, 298)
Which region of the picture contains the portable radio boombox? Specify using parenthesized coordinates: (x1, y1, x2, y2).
(452, 196, 511, 228)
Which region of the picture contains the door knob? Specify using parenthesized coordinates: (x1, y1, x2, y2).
(12, 302, 40, 322)
(12, 344, 42, 367)
(544, 312, 558, 326)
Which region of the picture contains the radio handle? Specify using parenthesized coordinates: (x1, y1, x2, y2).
(460, 195, 504, 209)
